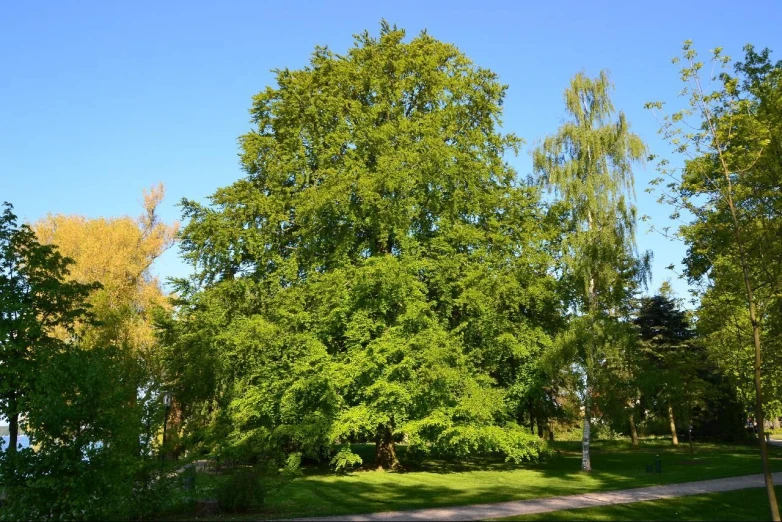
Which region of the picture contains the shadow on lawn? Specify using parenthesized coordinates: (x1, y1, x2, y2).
(260, 442, 782, 520)
(343, 440, 782, 476)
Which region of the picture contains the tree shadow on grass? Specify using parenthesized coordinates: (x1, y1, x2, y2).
(251, 441, 782, 520)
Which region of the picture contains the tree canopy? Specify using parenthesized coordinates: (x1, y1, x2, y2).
(169, 22, 560, 469)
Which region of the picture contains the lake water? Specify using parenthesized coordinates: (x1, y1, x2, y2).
(1, 436, 30, 451)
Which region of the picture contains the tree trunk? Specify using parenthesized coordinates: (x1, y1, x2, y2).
(773, 417, 780, 430)
(8, 390, 19, 457)
(375, 424, 399, 470)
(668, 404, 679, 445)
(537, 419, 544, 438)
(629, 412, 639, 448)
(582, 384, 592, 472)
(752, 320, 780, 521)
(8, 411, 18, 457)
(167, 398, 185, 460)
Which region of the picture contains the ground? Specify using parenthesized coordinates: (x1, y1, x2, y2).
(186, 439, 782, 520)
(498, 485, 782, 521)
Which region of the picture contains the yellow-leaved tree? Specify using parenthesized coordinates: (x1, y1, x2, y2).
(35, 184, 177, 354)
(33, 184, 179, 447)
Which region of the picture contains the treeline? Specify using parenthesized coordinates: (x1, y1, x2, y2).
(1, 24, 780, 520)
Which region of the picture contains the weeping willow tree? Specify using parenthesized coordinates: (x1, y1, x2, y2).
(534, 71, 647, 471)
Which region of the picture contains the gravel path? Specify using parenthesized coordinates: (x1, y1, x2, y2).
(290, 472, 782, 521)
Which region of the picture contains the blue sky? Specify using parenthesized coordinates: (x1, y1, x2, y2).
(2, 0, 780, 303)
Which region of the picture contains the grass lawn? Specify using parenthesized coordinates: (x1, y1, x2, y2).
(497, 485, 782, 521)
(196, 440, 782, 520)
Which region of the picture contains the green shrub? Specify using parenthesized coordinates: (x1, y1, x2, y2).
(592, 422, 626, 441)
(0, 447, 186, 521)
(329, 446, 363, 474)
(215, 467, 266, 513)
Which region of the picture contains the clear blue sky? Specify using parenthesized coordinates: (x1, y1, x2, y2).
(2, 0, 780, 302)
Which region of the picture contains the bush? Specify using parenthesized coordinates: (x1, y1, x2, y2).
(213, 453, 301, 514)
(0, 447, 187, 521)
(330, 446, 363, 474)
(215, 467, 267, 513)
(591, 421, 626, 441)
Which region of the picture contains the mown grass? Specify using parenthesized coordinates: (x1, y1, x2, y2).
(497, 485, 782, 521)
(189, 440, 782, 520)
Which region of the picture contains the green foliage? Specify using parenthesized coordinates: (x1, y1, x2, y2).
(167, 22, 557, 467)
(533, 71, 648, 469)
(635, 296, 701, 417)
(647, 44, 782, 419)
(533, 71, 648, 318)
(0, 449, 183, 521)
(213, 454, 302, 513)
(330, 446, 363, 473)
(648, 43, 782, 517)
(0, 202, 98, 454)
(216, 467, 268, 513)
(0, 345, 171, 521)
(0, 203, 172, 520)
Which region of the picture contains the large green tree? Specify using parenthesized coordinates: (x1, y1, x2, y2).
(168, 23, 559, 469)
(0, 202, 174, 520)
(533, 71, 647, 471)
(0, 203, 95, 458)
(646, 43, 782, 520)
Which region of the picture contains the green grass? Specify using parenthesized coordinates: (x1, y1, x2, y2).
(497, 485, 782, 521)
(187, 440, 782, 520)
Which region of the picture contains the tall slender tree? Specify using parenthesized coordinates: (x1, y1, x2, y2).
(646, 43, 781, 520)
(534, 71, 646, 471)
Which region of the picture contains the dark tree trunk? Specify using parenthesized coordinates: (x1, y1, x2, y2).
(8, 414, 19, 457)
(375, 424, 399, 470)
(8, 393, 18, 457)
(629, 412, 639, 448)
(166, 399, 185, 460)
(529, 405, 535, 434)
(537, 420, 544, 438)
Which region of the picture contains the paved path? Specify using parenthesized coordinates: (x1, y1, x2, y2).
(291, 472, 782, 521)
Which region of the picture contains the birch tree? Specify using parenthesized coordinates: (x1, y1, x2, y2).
(534, 71, 646, 471)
